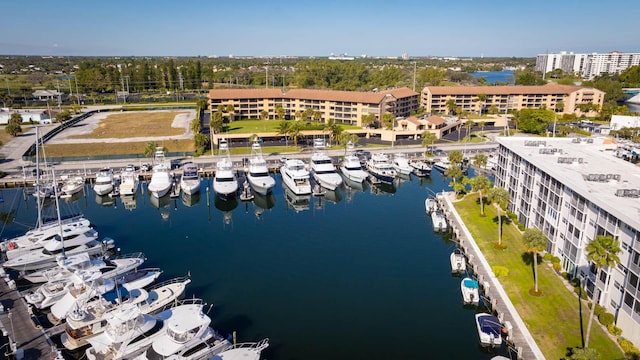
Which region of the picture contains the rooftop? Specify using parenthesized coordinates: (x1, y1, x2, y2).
(424, 83, 598, 96)
(208, 87, 418, 104)
(497, 136, 640, 230)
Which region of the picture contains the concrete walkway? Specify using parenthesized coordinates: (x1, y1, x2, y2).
(440, 192, 545, 360)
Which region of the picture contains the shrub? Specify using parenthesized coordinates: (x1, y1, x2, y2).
(617, 338, 640, 355)
(543, 253, 554, 262)
(593, 304, 605, 317)
(492, 266, 509, 277)
(562, 272, 570, 281)
(598, 312, 614, 327)
(551, 256, 561, 264)
(608, 323, 622, 336)
(552, 262, 562, 273)
(574, 286, 587, 299)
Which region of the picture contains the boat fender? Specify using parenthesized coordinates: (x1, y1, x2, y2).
(7, 242, 16, 250)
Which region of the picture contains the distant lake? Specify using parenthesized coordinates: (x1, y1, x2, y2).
(470, 70, 515, 85)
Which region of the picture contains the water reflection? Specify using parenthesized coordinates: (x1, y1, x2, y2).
(149, 193, 171, 209)
(95, 194, 116, 207)
(215, 197, 238, 225)
(368, 180, 396, 195)
(284, 187, 310, 212)
(182, 192, 201, 208)
(121, 195, 137, 211)
(62, 190, 84, 204)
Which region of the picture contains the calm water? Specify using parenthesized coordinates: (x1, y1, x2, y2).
(0, 168, 511, 360)
(470, 70, 515, 85)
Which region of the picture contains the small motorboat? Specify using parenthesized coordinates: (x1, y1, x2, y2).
(450, 248, 466, 273)
(460, 277, 480, 306)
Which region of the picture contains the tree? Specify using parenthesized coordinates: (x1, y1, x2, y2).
(464, 120, 475, 142)
(288, 121, 302, 146)
(516, 108, 555, 135)
(568, 347, 600, 360)
(294, 110, 303, 121)
(445, 99, 457, 115)
(277, 121, 291, 147)
(56, 110, 72, 123)
(474, 93, 487, 116)
(420, 131, 437, 154)
(514, 68, 545, 85)
(448, 149, 463, 165)
(9, 113, 22, 125)
(339, 133, 359, 155)
(5, 123, 22, 137)
(445, 165, 464, 194)
(361, 113, 376, 128)
(194, 133, 210, 155)
(226, 104, 235, 121)
(473, 153, 488, 170)
(468, 175, 492, 216)
(210, 111, 224, 134)
(144, 141, 158, 158)
(260, 110, 268, 121)
(523, 228, 548, 295)
(275, 104, 285, 120)
(381, 113, 395, 130)
(488, 187, 510, 246)
(584, 235, 621, 349)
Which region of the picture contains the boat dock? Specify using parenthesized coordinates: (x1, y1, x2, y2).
(439, 192, 545, 360)
(0, 271, 61, 359)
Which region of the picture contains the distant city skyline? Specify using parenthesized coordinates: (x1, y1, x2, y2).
(1, 0, 639, 58)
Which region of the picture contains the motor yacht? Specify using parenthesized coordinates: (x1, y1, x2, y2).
(340, 154, 369, 184)
(61, 176, 85, 196)
(119, 165, 139, 196)
(280, 159, 311, 195)
(180, 162, 201, 195)
(148, 147, 173, 198)
(392, 153, 413, 176)
(246, 140, 276, 195)
(93, 168, 114, 196)
(366, 153, 396, 184)
(410, 159, 432, 177)
(310, 152, 342, 190)
(214, 139, 239, 200)
(61, 276, 191, 351)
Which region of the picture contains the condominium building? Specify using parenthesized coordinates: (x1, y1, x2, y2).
(495, 136, 640, 345)
(207, 87, 419, 127)
(421, 84, 605, 117)
(536, 51, 640, 79)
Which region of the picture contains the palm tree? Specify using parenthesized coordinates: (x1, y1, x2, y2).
(289, 121, 302, 147)
(584, 235, 621, 348)
(448, 149, 463, 165)
(420, 131, 437, 154)
(144, 141, 159, 158)
(445, 99, 457, 115)
(361, 113, 376, 128)
(382, 113, 395, 130)
(445, 165, 464, 195)
(210, 111, 224, 134)
(294, 110, 303, 121)
(277, 121, 291, 147)
(468, 175, 492, 216)
(473, 153, 488, 170)
(474, 93, 487, 116)
(464, 120, 475, 142)
(275, 104, 285, 120)
(488, 187, 510, 246)
(523, 228, 548, 294)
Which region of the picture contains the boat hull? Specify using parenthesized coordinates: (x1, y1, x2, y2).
(247, 176, 275, 195)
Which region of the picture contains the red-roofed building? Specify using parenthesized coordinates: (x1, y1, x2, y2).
(421, 84, 605, 117)
(208, 87, 419, 126)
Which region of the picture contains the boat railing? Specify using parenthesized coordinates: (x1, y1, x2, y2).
(155, 296, 204, 313)
(146, 275, 191, 291)
(232, 338, 270, 351)
(109, 252, 146, 261)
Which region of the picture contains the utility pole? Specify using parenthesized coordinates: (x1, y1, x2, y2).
(74, 76, 81, 107)
(56, 79, 61, 111)
(5, 77, 10, 96)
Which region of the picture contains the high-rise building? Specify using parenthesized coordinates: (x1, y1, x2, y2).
(495, 136, 640, 347)
(536, 51, 640, 79)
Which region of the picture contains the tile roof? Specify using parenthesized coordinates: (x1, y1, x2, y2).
(208, 87, 418, 104)
(423, 83, 597, 96)
(426, 115, 446, 125)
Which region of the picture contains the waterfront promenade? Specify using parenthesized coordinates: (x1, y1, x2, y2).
(440, 192, 545, 360)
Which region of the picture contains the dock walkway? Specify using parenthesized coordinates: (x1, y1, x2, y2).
(0, 272, 61, 359)
(439, 192, 545, 360)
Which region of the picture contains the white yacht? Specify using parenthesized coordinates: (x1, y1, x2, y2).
(93, 168, 114, 196)
(246, 140, 275, 195)
(26, 268, 113, 310)
(410, 159, 432, 177)
(424, 197, 437, 213)
(280, 159, 311, 195)
(214, 139, 239, 200)
(366, 153, 396, 184)
(340, 154, 369, 184)
(432, 157, 451, 173)
(48, 271, 117, 321)
(180, 162, 201, 195)
(61, 276, 191, 351)
(392, 153, 413, 176)
(431, 210, 448, 232)
(212, 340, 270, 360)
(475, 313, 503, 348)
(310, 152, 343, 190)
(148, 147, 173, 198)
(61, 176, 85, 196)
(119, 165, 139, 196)
(1, 216, 92, 258)
(22, 251, 146, 284)
(86, 299, 206, 360)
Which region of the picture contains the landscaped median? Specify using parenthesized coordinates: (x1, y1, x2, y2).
(453, 195, 623, 359)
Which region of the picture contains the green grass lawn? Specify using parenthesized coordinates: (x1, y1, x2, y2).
(454, 195, 623, 359)
(223, 119, 360, 134)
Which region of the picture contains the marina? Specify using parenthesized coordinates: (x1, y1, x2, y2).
(0, 163, 529, 359)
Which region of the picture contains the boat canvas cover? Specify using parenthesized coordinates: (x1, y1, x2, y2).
(463, 279, 479, 288)
(101, 287, 130, 304)
(478, 315, 501, 337)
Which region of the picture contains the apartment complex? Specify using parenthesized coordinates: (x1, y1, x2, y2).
(421, 84, 604, 117)
(536, 51, 640, 79)
(495, 136, 640, 345)
(207, 87, 419, 127)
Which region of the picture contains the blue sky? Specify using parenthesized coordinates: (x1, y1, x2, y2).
(1, 0, 638, 57)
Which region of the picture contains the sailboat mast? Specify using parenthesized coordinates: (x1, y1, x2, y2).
(50, 166, 66, 260)
(35, 126, 42, 227)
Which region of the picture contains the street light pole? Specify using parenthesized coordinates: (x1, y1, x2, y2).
(412, 61, 417, 91)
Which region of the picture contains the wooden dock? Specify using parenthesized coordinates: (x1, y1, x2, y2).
(0, 270, 62, 359)
(439, 192, 545, 360)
